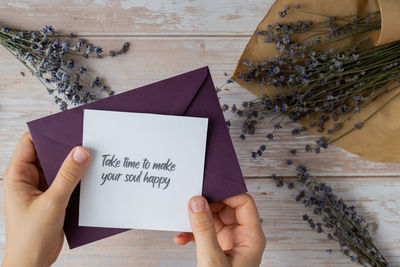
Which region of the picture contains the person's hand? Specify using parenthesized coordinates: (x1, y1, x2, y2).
(174, 193, 266, 267)
(2, 133, 90, 267)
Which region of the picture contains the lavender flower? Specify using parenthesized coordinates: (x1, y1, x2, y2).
(273, 167, 389, 266)
(0, 25, 130, 110)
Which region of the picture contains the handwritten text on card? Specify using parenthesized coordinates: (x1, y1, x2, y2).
(99, 154, 176, 189)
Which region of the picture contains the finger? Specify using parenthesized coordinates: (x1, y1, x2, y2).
(213, 213, 224, 233)
(218, 205, 237, 225)
(173, 232, 194, 245)
(222, 193, 262, 227)
(42, 146, 90, 209)
(39, 169, 49, 192)
(210, 202, 225, 213)
(222, 193, 266, 252)
(188, 196, 225, 261)
(34, 154, 43, 169)
(10, 132, 36, 164)
(4, 132, 40, 188)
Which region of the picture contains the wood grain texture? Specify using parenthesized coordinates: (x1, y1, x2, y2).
(0, 178, 399, 267)
(0, 0, 400, 266)
(1, 38, 400, 177)
(0, 0, 274, 35)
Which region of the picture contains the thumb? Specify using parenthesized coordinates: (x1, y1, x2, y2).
(43, 146, 90, 209)
(188, 196, 225, 263)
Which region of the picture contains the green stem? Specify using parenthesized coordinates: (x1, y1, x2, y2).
(329, 84, 400, 144)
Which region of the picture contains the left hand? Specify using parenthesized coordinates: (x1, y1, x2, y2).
(2, 132, 90, 267)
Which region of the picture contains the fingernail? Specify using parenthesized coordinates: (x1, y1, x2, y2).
(190, 197, 206, 213)
(72, 147, 89, 164)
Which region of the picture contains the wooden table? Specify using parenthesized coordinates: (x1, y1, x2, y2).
(0, 1, 399, 266)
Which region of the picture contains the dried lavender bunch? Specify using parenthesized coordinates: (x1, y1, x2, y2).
(273, 166, 389, 267)
(221, 7, 400, 157)
(220, 6, 391, 266)
(0, 25, 129, 111)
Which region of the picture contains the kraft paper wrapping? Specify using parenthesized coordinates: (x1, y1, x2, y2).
(233, 0, 400, 163)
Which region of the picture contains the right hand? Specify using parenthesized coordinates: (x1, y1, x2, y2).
(174, 193, 266, 267)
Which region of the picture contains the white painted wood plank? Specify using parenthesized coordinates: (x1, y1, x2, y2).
(1, 38, 400, 177)
(0, 178, 399, 266)
(0, 0, 274, 35)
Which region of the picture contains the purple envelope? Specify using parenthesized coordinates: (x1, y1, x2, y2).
(27, 66, 247, 249)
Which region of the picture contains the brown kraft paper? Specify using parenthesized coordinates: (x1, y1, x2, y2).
(232, 0, 400, 163)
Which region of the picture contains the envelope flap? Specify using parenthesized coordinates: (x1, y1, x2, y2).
(181, 68, 248, 202)
(203, 168, 247, 202)
(27, 67, 211, 185)
(28, 111, 81, 185)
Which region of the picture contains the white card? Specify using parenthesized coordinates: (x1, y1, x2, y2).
(79, 109, 208, 232)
